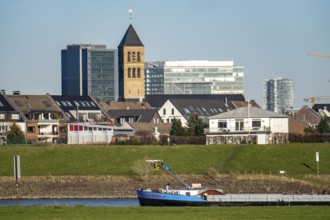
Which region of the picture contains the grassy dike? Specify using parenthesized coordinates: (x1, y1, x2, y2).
(0, 143, 329, 176)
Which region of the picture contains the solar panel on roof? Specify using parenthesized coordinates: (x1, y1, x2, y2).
(43, 101, 51, 107)
(15, 101, 23, 107)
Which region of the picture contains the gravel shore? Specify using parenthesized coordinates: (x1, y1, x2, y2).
(1, 175, 329, 199)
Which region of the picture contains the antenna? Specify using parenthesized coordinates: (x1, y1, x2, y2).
(128, 9, 133, 22)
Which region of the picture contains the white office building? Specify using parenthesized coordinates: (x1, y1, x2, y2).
(145, 61, 244, 95)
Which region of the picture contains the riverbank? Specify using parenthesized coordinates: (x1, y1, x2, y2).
(1, 174, 329, 199)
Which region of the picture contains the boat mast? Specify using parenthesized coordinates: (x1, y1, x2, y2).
(146, 160, 191, 189)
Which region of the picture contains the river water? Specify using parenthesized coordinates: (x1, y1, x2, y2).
(0, 198, 140, 207)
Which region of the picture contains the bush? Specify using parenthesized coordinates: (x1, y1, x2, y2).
(6, 123, 25, 144)
(289, 133, 330, 143)
(170, 136, 206, 145)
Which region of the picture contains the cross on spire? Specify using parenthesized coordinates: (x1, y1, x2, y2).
(128, 9, 133, 22)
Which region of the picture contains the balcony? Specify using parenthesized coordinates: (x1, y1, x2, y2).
(205, 126, 271, 135)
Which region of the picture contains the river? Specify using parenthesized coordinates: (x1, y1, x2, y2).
(0, 198, 139, 207)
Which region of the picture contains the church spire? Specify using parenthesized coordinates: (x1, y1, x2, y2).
(118, 24, 144, 47)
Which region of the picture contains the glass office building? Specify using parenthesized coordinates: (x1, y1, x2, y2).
(263, 77, 294, 113)
(145, 62, 164, 95)
(145, 61, 244, 95)
(61, 44, 118, 101)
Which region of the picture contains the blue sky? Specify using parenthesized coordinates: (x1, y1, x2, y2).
(0, 0, 329, 108)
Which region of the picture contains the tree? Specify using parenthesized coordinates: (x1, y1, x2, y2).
(186, 113, 206, 136)
(317, 117, 330, 134)
(6, 123, 25, 144)
(170, 118, 185, 136)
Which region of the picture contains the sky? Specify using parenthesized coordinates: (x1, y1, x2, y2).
(0, 0, 329, 108)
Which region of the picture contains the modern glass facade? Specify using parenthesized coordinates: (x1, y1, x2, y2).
(145, 61, 244, 95)
(263, 77, 294, 113)
(145, 62, 164, 95)
(62, 44, 118, 101)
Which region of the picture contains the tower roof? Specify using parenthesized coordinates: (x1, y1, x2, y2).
(118, 24, 144, 47)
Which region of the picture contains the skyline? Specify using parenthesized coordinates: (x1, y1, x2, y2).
(1, 0, 329, 108)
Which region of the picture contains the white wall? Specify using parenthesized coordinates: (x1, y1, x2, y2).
(158, 100, 188, 126)
(208, 117, 288, 133)
(68, 129, 114, 144)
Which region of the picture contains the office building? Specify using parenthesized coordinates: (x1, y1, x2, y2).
(145, 61, 244, 95)
(61, 44, 118, 101)
(263, 77, 294, 113)
(118, 24, 145, 101)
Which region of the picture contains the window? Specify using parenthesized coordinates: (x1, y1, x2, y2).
(128, 68, 131, 78)
(218, 120, 227, 129)
(132, 68, 136, 78)
(252, 120, 261, 128)
(137, 68, 141, 78)
(163, 108, 166, 115)
(235, 120, 244, 131)
(11, 114, 19, 120)
(127, 52, 131, 62)
(171, 108, 174, 115)
(137, 52, 141, 62)
(0, 114, 5, 119)
(132, 52, 136, 61)
(27, 126, 35, 133)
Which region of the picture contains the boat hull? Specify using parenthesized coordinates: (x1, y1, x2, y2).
(137, 190, 330, 207)
(136, 190, 208, 206)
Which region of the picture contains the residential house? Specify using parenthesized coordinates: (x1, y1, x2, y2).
(98, 101, 161, 125)
(206, 106, 289, 144)
(158, 98, 238, 127)
(109, 109, 162, 125)
(6, 94, 66, 143)
(313, 104, 330, 115)
(291, 106, 320, 131)
(0, 94, 26, 144)
(51, 95, 109, 123)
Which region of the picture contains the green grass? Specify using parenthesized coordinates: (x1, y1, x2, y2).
(0, 143, 329, 176)
(0, 206, 329, 220)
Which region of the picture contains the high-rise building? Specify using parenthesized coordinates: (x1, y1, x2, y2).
(61, 44, 118, 101)
(118, 24, 145, 101)
(145, 61, 244, 95)
(263, 77, 294, 113)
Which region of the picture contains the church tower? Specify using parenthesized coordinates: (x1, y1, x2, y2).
(118, 24, 145, 101)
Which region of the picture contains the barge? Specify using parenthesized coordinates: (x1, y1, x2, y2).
(136, 160, 330, 206)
